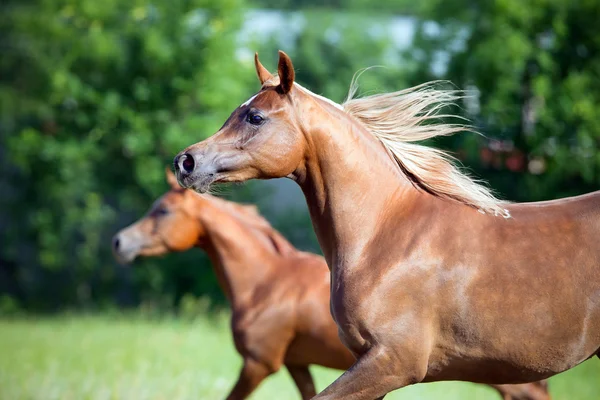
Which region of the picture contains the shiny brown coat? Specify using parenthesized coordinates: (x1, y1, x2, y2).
(173, 51, 594, 399)
(113, 170, 549, 400)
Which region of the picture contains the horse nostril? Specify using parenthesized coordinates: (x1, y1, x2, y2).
(113, 237, 120, 251)
(180, 154, 195, 174)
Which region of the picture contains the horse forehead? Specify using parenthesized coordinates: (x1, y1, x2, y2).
(239, 87, 280, 109)
(239, 93, 259, 108)
(238, 88, 268, 109)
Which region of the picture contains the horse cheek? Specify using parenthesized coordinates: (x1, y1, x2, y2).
(166, 222, 199, 251)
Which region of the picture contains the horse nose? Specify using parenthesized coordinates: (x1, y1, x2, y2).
(174, 153, 196, 177)
(112, 235, 121, 252)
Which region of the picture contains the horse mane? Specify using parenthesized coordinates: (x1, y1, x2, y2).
(207, 195, 296, 256)
(341, 80, 510, 217)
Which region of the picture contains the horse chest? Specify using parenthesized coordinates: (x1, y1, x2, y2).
(330, 264, 426, 354)
(230, 292, 295, 359)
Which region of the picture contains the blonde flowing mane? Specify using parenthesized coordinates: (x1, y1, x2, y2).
(341, 81, 510, 217)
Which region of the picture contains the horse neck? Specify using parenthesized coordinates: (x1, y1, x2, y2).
(194, 198, 277, 309)
(294, 99, 424, 271)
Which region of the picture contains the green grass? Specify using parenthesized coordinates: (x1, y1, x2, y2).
(0, 315, 597, 399)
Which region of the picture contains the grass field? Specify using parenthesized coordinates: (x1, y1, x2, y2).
(0, 315, 598, 400)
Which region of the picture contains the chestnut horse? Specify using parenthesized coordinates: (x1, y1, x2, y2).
(113, 169, 550, 400)
(173, 51, 599, 399)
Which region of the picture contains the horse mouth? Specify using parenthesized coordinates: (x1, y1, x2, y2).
(177, 173, 216, 194)
(178, 170, 232, 194)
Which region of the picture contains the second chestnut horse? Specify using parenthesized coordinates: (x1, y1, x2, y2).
(113, 169, 549, 400)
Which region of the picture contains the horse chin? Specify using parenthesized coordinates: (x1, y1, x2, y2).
(114, 251, 138, 266)
(189, 176, 215, 194)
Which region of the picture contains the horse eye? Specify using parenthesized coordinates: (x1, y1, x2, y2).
(247, 113, 264, 125)
(155, 207, 169, 216)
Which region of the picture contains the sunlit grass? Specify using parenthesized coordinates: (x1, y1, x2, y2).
(0, 315, 597, 399)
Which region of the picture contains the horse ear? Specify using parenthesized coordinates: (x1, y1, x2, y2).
(165, 167, 179, 189)
(254, 52, 273, 85)
(277, 50, 295, 94)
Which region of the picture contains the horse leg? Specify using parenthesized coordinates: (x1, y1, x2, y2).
(225, 358, 271, 400)
(286, 364, 317, 400)
(488, 385, 520, 400)
(312, 346, 425, 400)
(488, 381, 551, 400)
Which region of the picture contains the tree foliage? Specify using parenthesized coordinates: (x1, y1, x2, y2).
(408, 0, 600, 201)
(0, 0, 251, 310)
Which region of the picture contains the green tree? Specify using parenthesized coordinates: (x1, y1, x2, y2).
(407, 0, 600, 202)
(0, 0, 252, 310)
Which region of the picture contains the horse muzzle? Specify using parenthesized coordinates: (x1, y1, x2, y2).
(173, 151, 217, 193)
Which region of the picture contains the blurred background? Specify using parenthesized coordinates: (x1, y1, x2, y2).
(1, 0, 599, 398)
